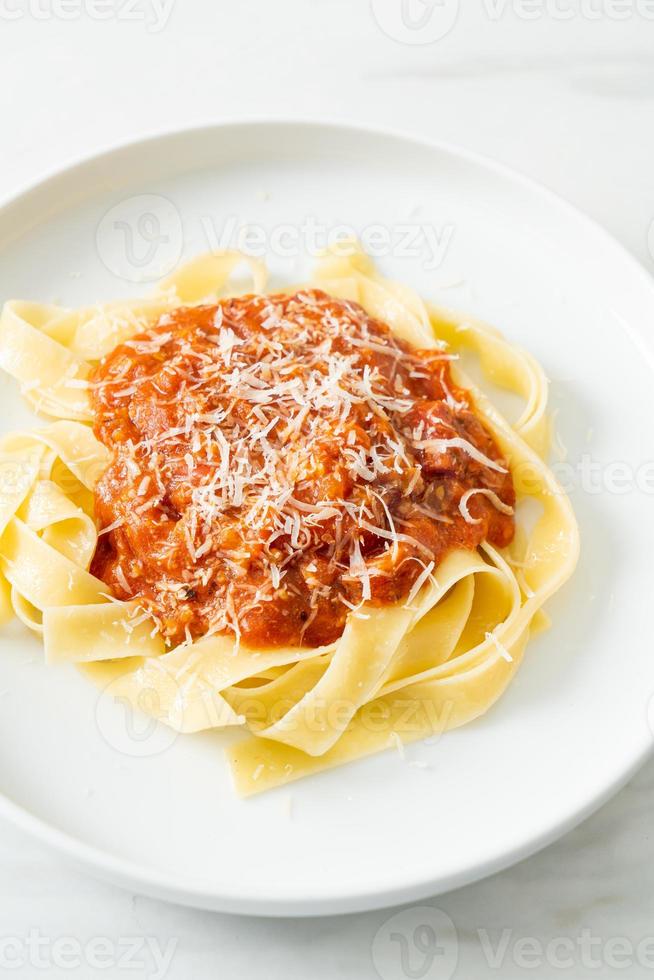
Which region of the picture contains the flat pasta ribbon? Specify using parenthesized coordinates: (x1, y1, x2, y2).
(0, 244, 579, 795)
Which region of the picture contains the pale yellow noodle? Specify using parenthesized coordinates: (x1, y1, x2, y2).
(0, 243, 579, 795)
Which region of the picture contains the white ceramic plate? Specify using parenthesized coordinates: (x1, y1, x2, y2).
(0, 121, 653, 916)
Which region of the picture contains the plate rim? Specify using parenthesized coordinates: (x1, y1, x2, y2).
(0, 116, 653, 916)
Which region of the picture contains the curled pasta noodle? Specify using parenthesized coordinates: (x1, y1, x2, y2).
(0, 243, 579, 795)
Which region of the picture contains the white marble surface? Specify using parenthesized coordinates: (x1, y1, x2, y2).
(1, 3, 654, 977)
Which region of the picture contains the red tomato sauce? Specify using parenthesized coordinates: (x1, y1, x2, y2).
(89, 290, 515, 648)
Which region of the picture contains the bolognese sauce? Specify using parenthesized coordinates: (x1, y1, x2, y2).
(89, 290, 515, 648)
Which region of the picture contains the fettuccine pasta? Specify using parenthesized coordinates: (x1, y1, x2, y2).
(0, 245, 578, 795)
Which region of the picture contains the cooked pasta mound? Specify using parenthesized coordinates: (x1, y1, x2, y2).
(0, 245, 578, 795)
